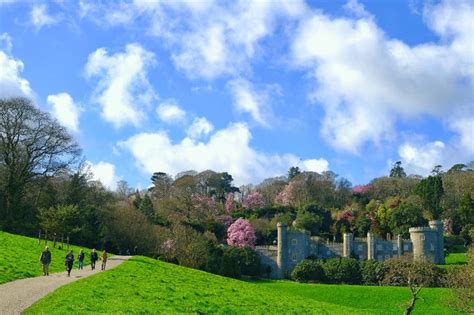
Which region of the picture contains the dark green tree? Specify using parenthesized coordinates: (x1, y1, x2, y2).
(139, 194, 155, 222)
(288, 166, 301, 180)
(390, 161, 407, 178)
(415, 176, 444, 219)
(387, 203, 427, 238)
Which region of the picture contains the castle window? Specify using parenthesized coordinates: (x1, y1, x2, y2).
(420, 235, 425, 241)
(292, 254, 297, 261)
(376, 244, 382, 251)
(430, 244, 435, 251)
(393, 244, 398, 251)
(403, 244, 409, 251)
(357, 245, 363, 251)
(292, 239, 297, 245)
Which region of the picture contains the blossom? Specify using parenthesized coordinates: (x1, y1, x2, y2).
(352, 184, 371, 194)
(192, 194, 217, 213)
(336, 210, 355, 224)
(242, 191, 265, 210)
(275, 181, 297, 206)
(227, 218, 256, 249)
(217, 215, 234, 229)
(161, 238, 175, 253)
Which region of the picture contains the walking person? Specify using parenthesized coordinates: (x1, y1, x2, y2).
(101, 250, 108, 270)
(90, 249, 98, 270)
(65, 250, 74, 277)
(77, 249, 85, 270)
(39, 246, 51, 276)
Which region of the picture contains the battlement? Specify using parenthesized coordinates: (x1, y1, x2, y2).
(408, 227, 436, 233)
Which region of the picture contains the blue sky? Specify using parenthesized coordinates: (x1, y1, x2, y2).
(0, 0, 472, 190)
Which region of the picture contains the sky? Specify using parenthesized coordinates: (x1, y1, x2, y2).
(0, 0, 472, 190)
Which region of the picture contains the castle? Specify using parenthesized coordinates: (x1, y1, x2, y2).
(256, 220, 445, 279)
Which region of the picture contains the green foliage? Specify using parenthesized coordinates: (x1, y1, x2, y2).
(294, 210, 322, 235)
(387, 202, 427, 238)
(382, 256, 442, 287)
(0, 231, 94, 284)
(321, 257, 362, 284)
(288, 166, 301, 180)
(353, 214, 371, 237)
(26, 256, 459, 314)
(291, 259, 325, 282)
(360, 260, 387, 285)
(415, 175, 444, 219)
(38, 204, 82, 237)
(138, 194, 155, 222)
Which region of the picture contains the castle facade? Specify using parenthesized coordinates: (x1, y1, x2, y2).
(256, 220, 445, 279)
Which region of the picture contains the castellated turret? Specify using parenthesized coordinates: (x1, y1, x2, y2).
(409, 220, 445, 264)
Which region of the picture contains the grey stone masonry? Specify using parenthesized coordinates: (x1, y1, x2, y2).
(256, 220, 444, 279)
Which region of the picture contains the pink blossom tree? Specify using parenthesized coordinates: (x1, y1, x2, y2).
(336, 210, 355, 224)
(192, 194, 217, 216)
(352, 184, 371, 195)
(274, 181, 296, 206)
(242, 191, 265, 210)
(227, 218, 256, 249)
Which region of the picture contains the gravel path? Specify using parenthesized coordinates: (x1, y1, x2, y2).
(0, 255, 131, 315)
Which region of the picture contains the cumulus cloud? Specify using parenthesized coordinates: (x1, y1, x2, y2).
(47, 93, 81, 132)
(85, 43, 156, 128)
(30, 4, 60, 30)
(87, 161, 120, 191)
(84, 0, 308, 79)
(227, 78, 273, 127)
(186, 117, 214, 139)
(0, 50, 33, 98)
(118, 123, 328, 185)
(156, 100, 187, 124)
(292, 0, 473, 154)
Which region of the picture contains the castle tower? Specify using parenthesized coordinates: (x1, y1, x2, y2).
(277, 222, 288, 278)
(343, 233, 353, 257)
(397, 235, 403, 257)
(429, 220, 445, 264)
(367, 232, 375, 260)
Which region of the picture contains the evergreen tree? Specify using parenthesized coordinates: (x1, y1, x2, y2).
(415, 176, 444, 219)
(139, 194, 155, 222)
(389, 161, 407, 178)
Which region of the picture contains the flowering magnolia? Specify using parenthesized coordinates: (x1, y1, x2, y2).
(227, 218, 256, 249)
(275, 181, 297, 206)
(225, 192, 235, 213)
(192, 194, 217, 213)
(336, 210, 355, 223)
(161, 238, 175, 253)
(352, 184, 371, 195)
(242, 191, 265, 210)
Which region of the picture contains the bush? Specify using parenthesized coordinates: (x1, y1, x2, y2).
(382, 255, 442, 287)
(360, 260, 387, 285)
(218, 246, 262, 279)
(291, 259, 325, 283)
(321, 257, 362, 284)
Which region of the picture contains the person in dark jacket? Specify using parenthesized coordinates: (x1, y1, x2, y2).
(77, 249, 85, 270)
(65, 250, 74, 277)
(39, 246, 52, 276)
(90, 249, 98, 270)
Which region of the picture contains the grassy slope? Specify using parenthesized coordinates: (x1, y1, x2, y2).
(27, 256, 460, 314)
(445, 252, 468, 265)
(0, 231, 94, 284)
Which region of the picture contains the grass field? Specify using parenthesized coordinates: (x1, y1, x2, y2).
(26, 256, 460, 314)
(0, 231, 96, 284)
(445, 252, 468, 265)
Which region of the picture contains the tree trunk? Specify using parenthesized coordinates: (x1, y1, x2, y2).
(404, 286, 421, 315)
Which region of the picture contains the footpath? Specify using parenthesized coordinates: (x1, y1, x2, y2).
(0, 255, 131, 314)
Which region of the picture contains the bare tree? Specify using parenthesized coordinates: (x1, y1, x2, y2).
(0, 97, 81, 224)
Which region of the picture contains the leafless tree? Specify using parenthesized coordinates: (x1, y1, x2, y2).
(0, 97, 81, 224)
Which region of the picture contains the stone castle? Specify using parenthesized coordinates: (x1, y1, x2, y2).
(256, 220, 445, 279)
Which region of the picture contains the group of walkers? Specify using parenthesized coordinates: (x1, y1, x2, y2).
(39, 246, 108, 277)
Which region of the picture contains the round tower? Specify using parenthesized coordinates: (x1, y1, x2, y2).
(429, 220, 445, 264)
(277, 222, 288, 278)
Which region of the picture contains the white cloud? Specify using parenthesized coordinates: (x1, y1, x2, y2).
(0, 50, 32, 98)
(186, 117, 214, 139)
(30, 4, 60, 30)
(104, 0, 308, 79)
(85, 43, 156, 128)
(118, 122, 328, 185)
(292, 0, 473, 154)
(0, 33, 12, 52)
(301, 159, 329, 173)
(227, 78, 273, 127)
(156, 100, 187, 124)
(343, 0, 372, 19)
(47, 93, 81, 132)
(87, 161, 120, 191)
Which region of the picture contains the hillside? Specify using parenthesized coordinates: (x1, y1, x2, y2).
(26, 256, 459, 314)
(0, 231, 94, 284)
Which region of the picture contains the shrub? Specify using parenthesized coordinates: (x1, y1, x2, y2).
(219, 246, 262, 279)
(321, 257, 362, 284)
(382, 255, 442, 287)
(360, 260, 387, 285)
(291, 259, 325, 283)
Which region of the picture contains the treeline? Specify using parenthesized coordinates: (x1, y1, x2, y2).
(1, 97, 474, 264)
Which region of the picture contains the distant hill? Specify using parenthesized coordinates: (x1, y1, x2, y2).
(26, 256, 459, 314)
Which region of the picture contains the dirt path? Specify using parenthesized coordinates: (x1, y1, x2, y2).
(0, 255, 131, 315)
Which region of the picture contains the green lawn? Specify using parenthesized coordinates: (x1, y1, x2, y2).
(26, 256, 460, 314)
(0, 231, 96, 284)
(445, 252, 468, 265)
